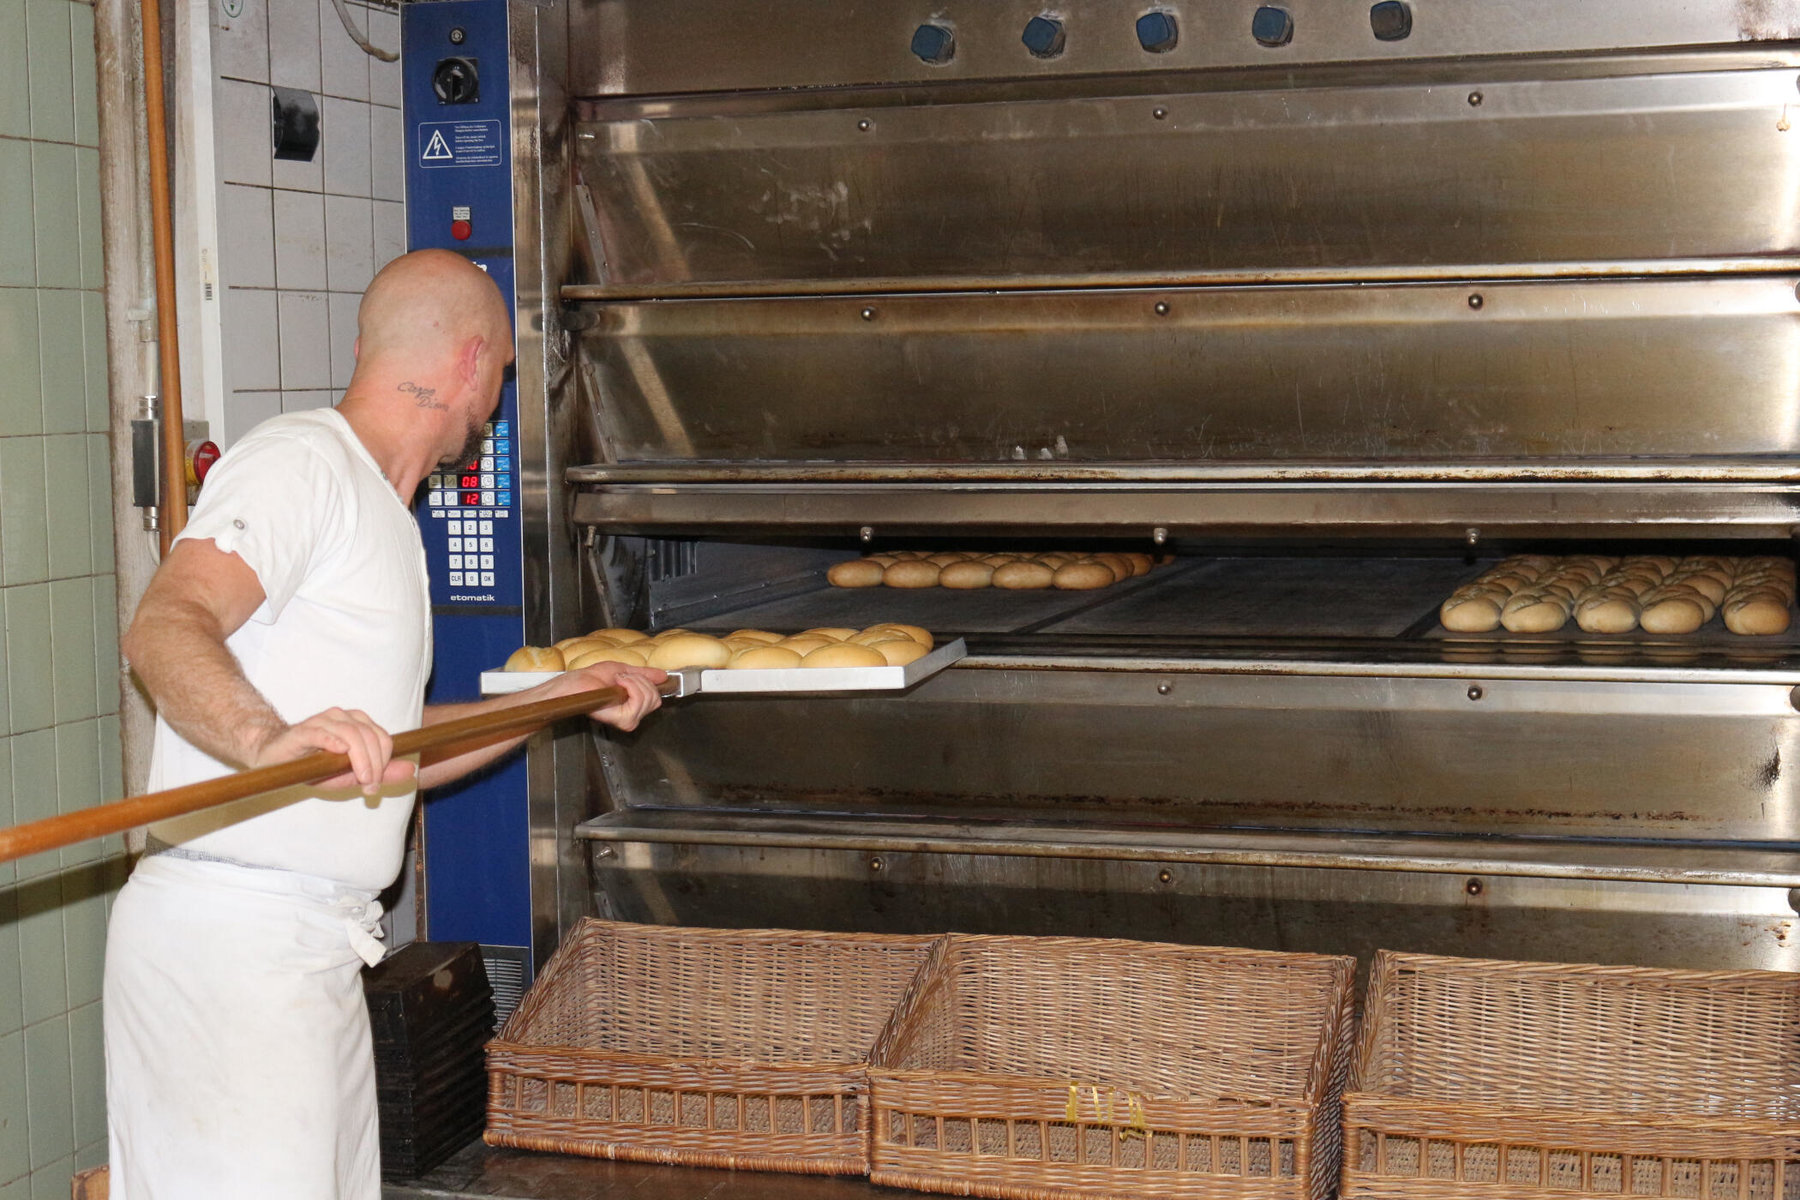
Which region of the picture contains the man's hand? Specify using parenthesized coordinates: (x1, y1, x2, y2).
(248, 707, 416, 795)
(540, 662, 667, 732)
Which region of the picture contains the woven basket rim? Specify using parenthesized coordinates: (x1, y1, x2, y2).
(1345, 1090, 1800, 1139)
(487, 1039, 877, 1075)
(934, 931, 1357, 969)
(1371, 948, 1800, 988)
(873, 1064, 1325, 1111)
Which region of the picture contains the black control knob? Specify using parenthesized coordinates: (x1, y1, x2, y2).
(432, 57, 480, 104)
(911, 23, 956, 65)
(1370, 0, 1412, 41)
(1136, 10, 1178, 52)
(1252, 6, 1293, 46)
(1022, 15, 1066, 58)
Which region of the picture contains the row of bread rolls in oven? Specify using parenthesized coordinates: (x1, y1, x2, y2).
(503, 623, 936, 672)
(828, 550, 1165, 590)
(1439, 555, 1795, 635)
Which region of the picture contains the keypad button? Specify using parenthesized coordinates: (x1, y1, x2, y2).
(480, 456, 494, 472)
(481, 439, 494, 455)
(427, 492, 442, 506)
(480, 572, 495, 586)
(479, 520, 493, 535)
(498, 491, 511, 507)
(482, 491, 495, 506)
(480, 554, 494, 569)
(498, 474, 512, 489)
(495, 420, 510, 435)
(449, 572, 464, 586)
(496, 439, 511, 455)
(479, 537, 493, 552)
(448, 520, 462, 534)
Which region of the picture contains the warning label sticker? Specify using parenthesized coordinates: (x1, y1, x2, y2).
(416, 120, 503, 169)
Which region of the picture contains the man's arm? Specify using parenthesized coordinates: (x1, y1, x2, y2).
(416, 662, 665, 789)
(122, 539, 411, 794)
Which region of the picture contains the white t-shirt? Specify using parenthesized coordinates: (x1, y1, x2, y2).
(147, 408, 433, 891)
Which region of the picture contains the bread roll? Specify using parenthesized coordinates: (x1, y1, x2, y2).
(993, 561, 1054, 589)
(1125, 553, 1153, 577)
(503, 645, 565, 671)
(827, 559, 885, 588)
(982, 554, 1018, 567)
(649, 628, 690, 641)
(645, 634, 733, 669)
(1439, 596, 1502, 633)
(871, 638, 929, 666)
(801, 627, 859, 642)
(591, 628, 650, 645)
(1054, 561, 1115, 590)
(1639, 596, 1707, 634)
(801, 642, 889, 668)
(926, 553, 966, 567)
(1574, 593, 1639, 635)
(1093, 553, 1134, 582)
(883, 560, 941, 588)
(779, 635, 834, 656)
(727, 645, 804, 669)
(939, 561, 995, 589)
(866, 623, 933, 649)
(555, 634, 613, 653)
(1725, 594, 1792, 635)
(567, 645, 648, 669)
(1500, 594, 1570, 633)
(728, 629, 783, 644)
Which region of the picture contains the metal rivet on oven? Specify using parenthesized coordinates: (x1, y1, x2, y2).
(1466, 527, 1480, 547)
(1157, 869, 1174, 885)
(1154, 300, 1170, 316)
(1152, 106, 1168, 120)
(859, 525, 874, 542)
(1157, 681, 1173, 695)
(1152, 526, 1168, 544)
(860, 307, 876, 321)
(1467, 293, 1483, 310)
(1467, 90, 1483, 106)
(1467, 684, 1484, 701)
(869, 856, 885, 872)
(448, 26, 465, 43)
(1465, 877, 1484, 896)
(577, 131, 595, 140)
(858, 119, 873, 132)
(594, 845, 614, 859)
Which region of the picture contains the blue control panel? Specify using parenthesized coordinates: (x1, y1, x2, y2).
(403, 0, 533, 956)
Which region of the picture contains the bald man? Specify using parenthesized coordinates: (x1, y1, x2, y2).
(104, 250, 665, 1199)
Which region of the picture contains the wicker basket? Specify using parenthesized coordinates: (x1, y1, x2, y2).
(484, 919, 938, 1174)
(867, 934, 1358, 1200)
(1343, 950, 1800, 1200)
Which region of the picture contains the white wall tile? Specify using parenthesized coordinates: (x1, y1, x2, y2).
(267, 0, 320, 92)
(221, 287, 279, 394)
(327, 292, 358, 389)
(212, 0, 269, 84)
(218, 183, 275, 289)
(317, 0, 368, 102)
(322, 97, 370, 197)
(324, 194, 373, 294)
(367, 6, 400, 109)
(372, 199, 405, 272)
(270, 142, 323, 193)
(277, 290, 331, 389)
(281, 389, 333, 413)
(223, 389, 282, 445)
(215, 79, 271, 188)
(369, 104, 403, 202)
(271, 188, 326, 290)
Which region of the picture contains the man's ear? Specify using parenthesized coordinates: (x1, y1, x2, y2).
(457, 334, 487, 388)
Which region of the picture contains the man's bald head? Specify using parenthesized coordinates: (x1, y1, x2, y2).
(356, 248, 511, 362)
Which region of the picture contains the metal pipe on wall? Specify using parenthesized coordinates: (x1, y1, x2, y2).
(140, 0, 188, 554)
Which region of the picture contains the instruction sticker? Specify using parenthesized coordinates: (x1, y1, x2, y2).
(417, 120, 503, 169)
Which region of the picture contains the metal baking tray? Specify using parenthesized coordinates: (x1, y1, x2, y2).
(480, 638, 966, 698)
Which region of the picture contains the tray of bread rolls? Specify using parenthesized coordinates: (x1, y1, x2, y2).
(1434, 554, 1796, 638)
(481, 623, 966, 697)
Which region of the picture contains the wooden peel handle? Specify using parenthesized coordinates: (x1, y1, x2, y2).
(0, 685, 627, 866)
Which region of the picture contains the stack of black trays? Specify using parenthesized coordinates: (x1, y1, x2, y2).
(362, 940, 496, 1179)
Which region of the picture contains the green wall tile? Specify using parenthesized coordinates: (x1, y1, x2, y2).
(0, 1177, 20, 1200)
(0, 442, 49, 587)
(94, 717, 117, 804)
(74, 150, 100, 291)
(0, 142, 32, 286)
(7, 730, 54, 883)
(0, 737, 13, 883)
(0, 885, 18, 1038)
(52, 719, 97, 819)
(27, 1157, 70, 1200)
(22, 1016, 71, 1170)
(29, 146, 79, 292)
(78, 295, 104, 435)
(72, 1142, 102, 1173)
(0, 289, 45, 434)
(17, 892, 65, 1028)
(42, 439, 90, 580)
(69, 3, 96, 149)
(0, 1030, 26, 1183)
(48, 588, 96, 727)
(59, 883, 102, 1009)
(23, 0, 73, 144)
(0, 603, 10, 738)
(85, 438, 110, 577)
(37, 293, 84, 439)
(0, 0, 26, 140)
(90, 583, 115, 721)
(66, 1003, 99, 1155)
(5, 587, 53, 734)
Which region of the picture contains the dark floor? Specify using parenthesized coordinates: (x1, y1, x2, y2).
(383, 1140, 914, 1200)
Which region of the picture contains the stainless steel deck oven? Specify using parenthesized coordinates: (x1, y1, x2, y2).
(494, 0, 1800, 978)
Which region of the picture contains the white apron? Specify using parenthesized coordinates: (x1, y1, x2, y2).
(103, 851, 388, 1199)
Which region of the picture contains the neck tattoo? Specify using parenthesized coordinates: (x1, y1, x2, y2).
(398, 381, 447, 411)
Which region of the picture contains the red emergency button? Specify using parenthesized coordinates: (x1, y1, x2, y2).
(185, 439, 221, 487)
(451, 219, 472, 241)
